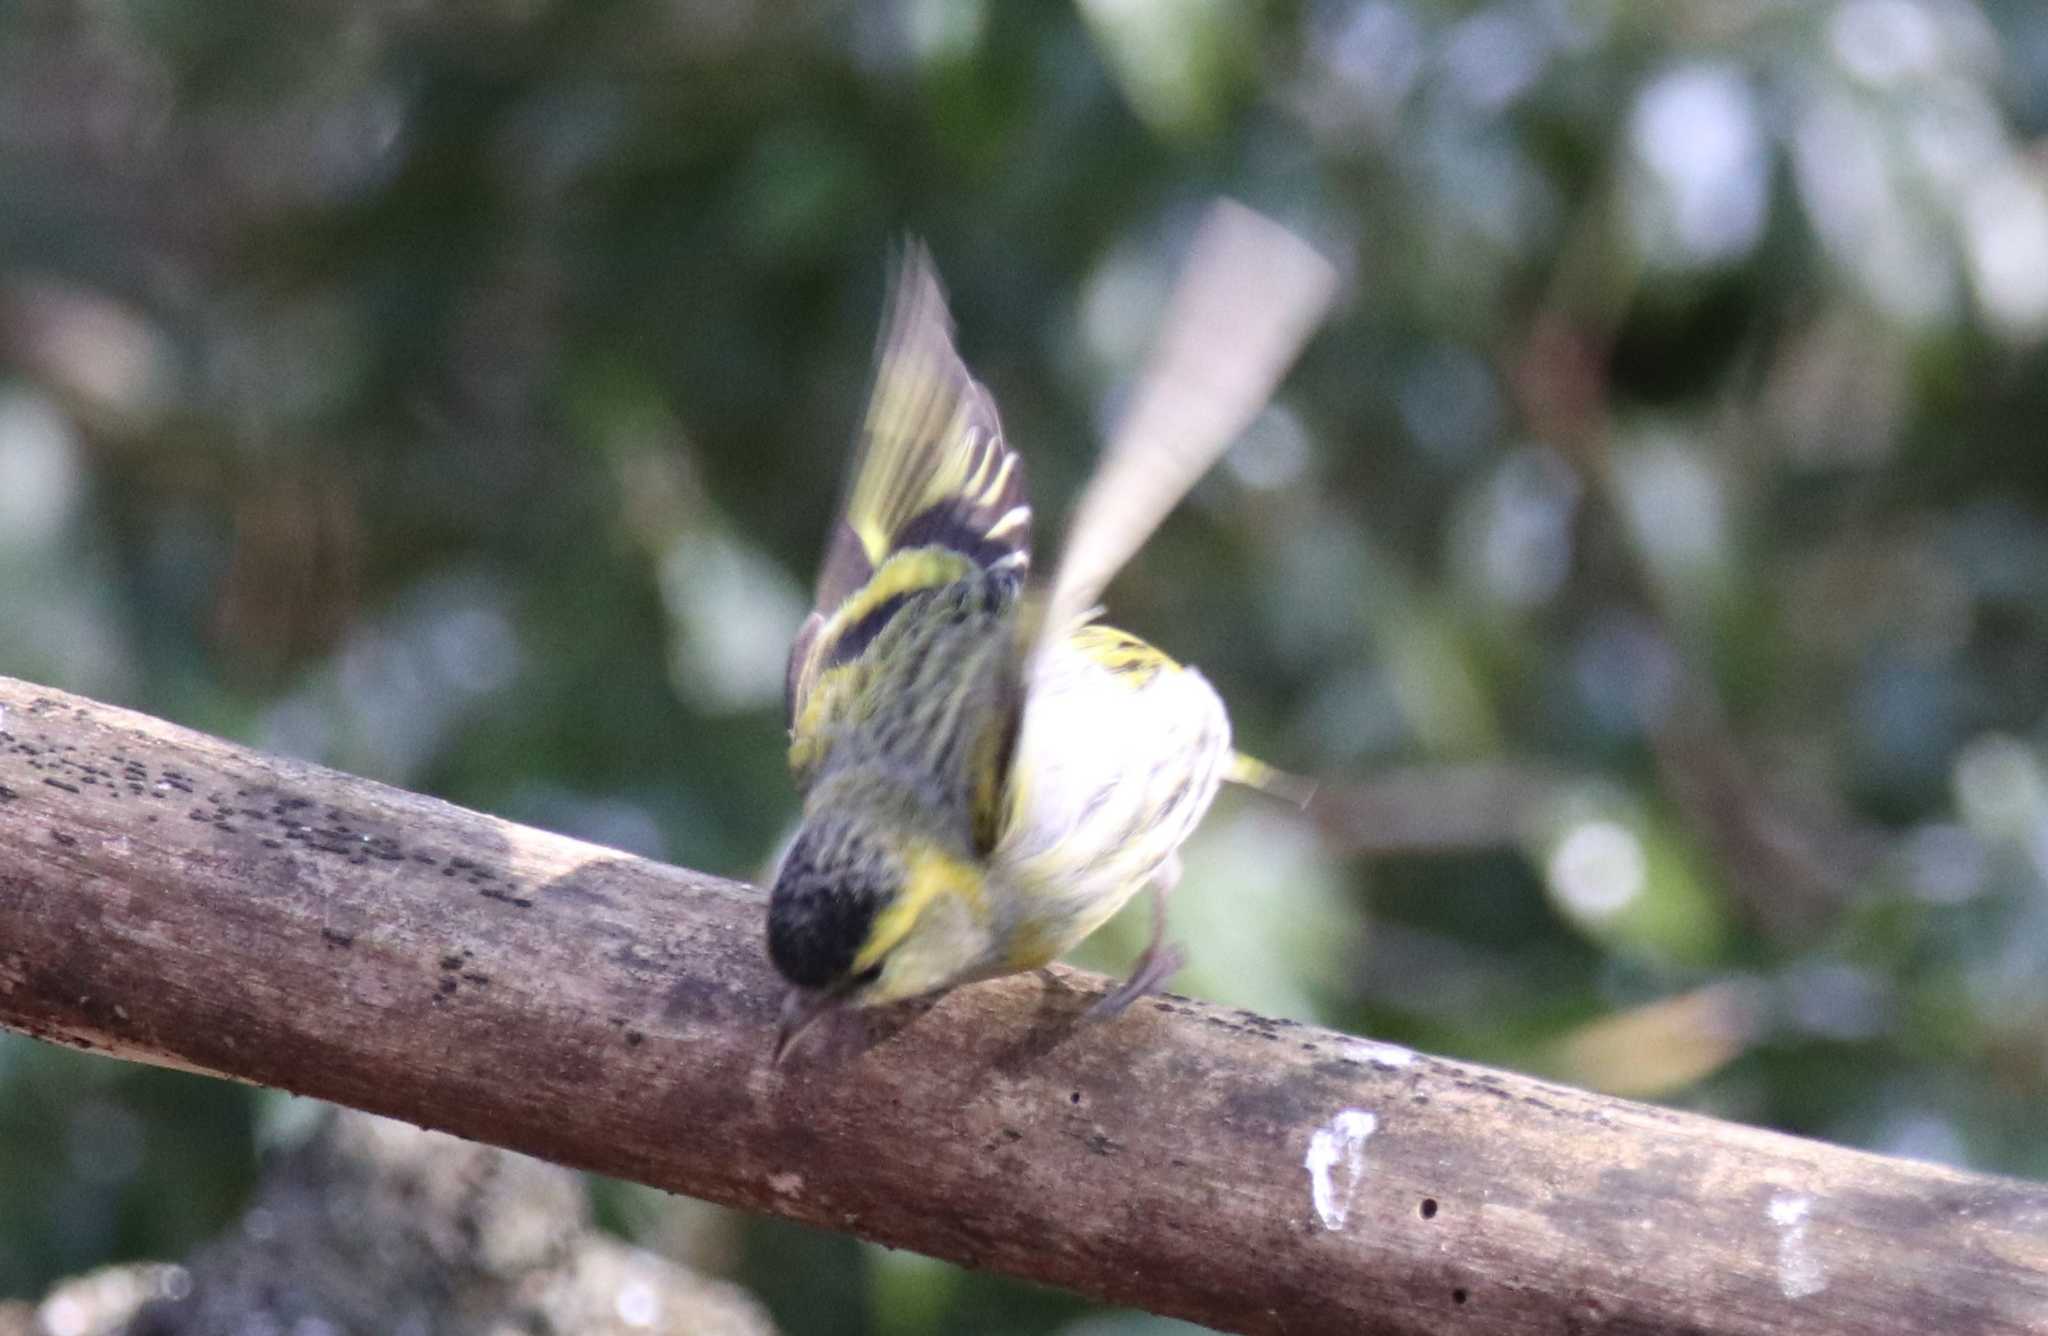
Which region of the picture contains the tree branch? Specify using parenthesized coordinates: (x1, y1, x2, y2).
(1, 676, 2042, 1336)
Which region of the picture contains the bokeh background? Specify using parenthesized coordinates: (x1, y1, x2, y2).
(5, 0, 2048, 1331)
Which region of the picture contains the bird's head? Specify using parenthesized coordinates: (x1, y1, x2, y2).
(766, 812, 992, 1059)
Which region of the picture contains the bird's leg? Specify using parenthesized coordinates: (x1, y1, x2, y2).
(1090, 855, 1186, 1019)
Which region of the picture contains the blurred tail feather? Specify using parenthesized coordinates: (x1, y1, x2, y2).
(1225, 751, 1318, 809)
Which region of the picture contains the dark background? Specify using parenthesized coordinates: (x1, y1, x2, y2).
(4, 2, 2048, 1331)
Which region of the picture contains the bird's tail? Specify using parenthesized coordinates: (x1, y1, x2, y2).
(1225, 750, 1318, 809)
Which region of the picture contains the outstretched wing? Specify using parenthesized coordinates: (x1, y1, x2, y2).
(786, 245, 1031, 794)
(1028, 199, 1337, 658)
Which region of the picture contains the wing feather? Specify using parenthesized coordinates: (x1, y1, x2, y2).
(787, 245, 1032, 797)
(824, 244, 1026, 600)
(1031, 200, 1336, 657)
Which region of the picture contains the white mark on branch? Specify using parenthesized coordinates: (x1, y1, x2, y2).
(769, 1171, 804, 1198)
(1344, 1039, 1415, 1070)
(1304, 1108, 1377, 1230)
(1768, 1192, 1826, 1298)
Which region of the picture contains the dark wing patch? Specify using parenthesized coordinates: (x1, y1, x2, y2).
(895, 495, 1028, 572)
(821, 589, 917, 671)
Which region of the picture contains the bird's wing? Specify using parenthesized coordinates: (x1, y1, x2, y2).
(1026, 199, 1337, 662)
(787, 244, 1031, 799)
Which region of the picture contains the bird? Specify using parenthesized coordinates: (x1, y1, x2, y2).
(768, 200, 1335, 1060)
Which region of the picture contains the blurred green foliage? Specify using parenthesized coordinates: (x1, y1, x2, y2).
(5, 0, 2048, 1331)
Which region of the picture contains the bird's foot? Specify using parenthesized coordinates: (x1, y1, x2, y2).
(1087, 942, 1187, 1019)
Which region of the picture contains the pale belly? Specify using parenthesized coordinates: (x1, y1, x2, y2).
(989, 635, 1231, 967)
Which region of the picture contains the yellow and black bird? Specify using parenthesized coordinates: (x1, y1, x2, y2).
(769, 201, 1335, 1057)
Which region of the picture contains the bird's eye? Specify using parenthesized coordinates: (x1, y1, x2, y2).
(852, 962, 883, 988)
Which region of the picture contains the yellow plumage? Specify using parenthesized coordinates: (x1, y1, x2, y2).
(768, 205, 1334, 1056)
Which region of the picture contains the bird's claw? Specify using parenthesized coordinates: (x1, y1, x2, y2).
(1088, 942, 1187, 1019)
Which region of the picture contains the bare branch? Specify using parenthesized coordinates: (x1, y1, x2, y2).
(1, 677, 2042, 1335)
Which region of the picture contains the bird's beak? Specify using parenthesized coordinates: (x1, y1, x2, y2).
(773, 987, 845, 1065)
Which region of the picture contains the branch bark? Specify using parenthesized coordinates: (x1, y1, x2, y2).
(1, 676, 2043, 1336)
